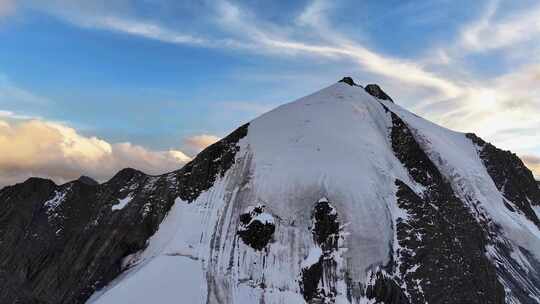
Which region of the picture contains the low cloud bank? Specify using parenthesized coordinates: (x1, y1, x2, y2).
(0, 118, 220, 187)
(522, 155, 540, 180)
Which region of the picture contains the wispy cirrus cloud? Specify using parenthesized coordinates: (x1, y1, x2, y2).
(0, 75, 49, 105)
(460, 1, 540, 53)
(213, 0, 464, 101)
(82, 16, 210, 46)
(431, 64, 540, 150)
(24, 0, 251, 50)
(5, 0, 540, 179)
(411, 1, 540, 160)
(21, 0, 539, 98)
(429, 0, 540, 66)
(27, 0, 463, 101)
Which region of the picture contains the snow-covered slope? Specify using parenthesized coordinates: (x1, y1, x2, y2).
(2, 78, 539, 304)
(86, 79, 540, 304)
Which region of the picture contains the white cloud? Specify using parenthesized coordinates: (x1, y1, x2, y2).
(24, 0, 540, 100)
(213, 0, 464, 101)
(29, 0, 464, 102)
(460, 1, 540, 53)
(21, 0, 460, 103)
(427, 1, 540, 67)
(296, 0, 330, 27)
(183, 134, 220, 154)
(522, 155, 540, 179)
(25, 1, 251, 50)
(417, 64, 540, 155)
(77, 16, 211, 46)
(0, 118, 192, 187)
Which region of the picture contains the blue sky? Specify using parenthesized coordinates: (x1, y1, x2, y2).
(0, 0, 539, 185)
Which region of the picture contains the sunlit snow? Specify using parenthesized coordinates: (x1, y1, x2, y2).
(89, 82, 540, 304)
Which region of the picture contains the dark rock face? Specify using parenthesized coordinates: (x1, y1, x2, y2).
(465, 134, 540, 303)
(300, 256, 324, 303)
(365, 272, 410, 304)
(300, 198, 340, 303)
(177, 123, 249, 202)
(0, 124, 249, 304)
(387, 112, 505, 304)
(237, 205, 275, 251)
(311, 199, 340, 249)
(466, 133, 540, 227)
(0, 172, 157, 304)
(365, 84, 394, 103)
(338, 77, 358, 86)
(76, 176, 99, 186)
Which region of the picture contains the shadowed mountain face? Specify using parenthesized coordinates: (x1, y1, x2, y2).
(1, 80, 540, 304)
(0, 125, 248, 304)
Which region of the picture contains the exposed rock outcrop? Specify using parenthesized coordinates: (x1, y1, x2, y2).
(388, 111, 505, 304)
(365, 84, 394, 103)
(300, 198, 341, 303)
(338, 77, 358, 86)
(76, 176, 99, 186)
(466, 133, 540, 227)
(237, 205, 275, 251)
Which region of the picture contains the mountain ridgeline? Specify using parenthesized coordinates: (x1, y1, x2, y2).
(1, 78, 540, 304)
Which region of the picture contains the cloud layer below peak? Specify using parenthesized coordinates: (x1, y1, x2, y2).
(0, 117, 220, 187)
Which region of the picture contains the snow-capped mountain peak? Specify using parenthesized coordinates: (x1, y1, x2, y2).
(1, 78, 539, 304)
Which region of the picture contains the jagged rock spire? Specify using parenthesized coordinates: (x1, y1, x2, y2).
(364, 84, 394, 103)
(77, 175, 98, 186)
(338, 77, 357, 86)
(339, 77, 394, 103)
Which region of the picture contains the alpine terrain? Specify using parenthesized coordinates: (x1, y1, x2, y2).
(1, 77, 540, 304)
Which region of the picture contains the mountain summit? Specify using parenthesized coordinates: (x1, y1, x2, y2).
(1, 78, 540, 304)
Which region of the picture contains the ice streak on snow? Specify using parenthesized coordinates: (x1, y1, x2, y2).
(533, 205, 540, 221)
(240, 205, 276, 227)
(44, 188, 69, 219)
(253, 212, 274, 225)
(112, 193, 134, 211)
(301, 246, 322, 268)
